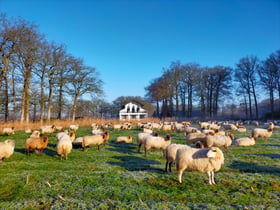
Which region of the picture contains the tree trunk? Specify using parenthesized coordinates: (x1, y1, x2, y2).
(71, 94, 78, 122)
(47, 80, 53, 121)
(4, 72, 9, 121)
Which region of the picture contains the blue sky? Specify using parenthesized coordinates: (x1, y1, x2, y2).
(1, 0, 279, 102)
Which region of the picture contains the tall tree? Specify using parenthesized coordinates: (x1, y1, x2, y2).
(66, 59, 103, 121)
(235, 56, 260, 120)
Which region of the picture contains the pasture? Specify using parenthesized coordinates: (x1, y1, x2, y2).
(0, 121, 279, 209)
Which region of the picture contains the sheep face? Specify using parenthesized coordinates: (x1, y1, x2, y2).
(207, 147, 218, 158)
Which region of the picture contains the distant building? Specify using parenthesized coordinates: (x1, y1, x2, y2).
(119, 102, 148, 120)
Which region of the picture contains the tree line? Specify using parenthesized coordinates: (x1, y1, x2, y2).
(145, 52, 280, 120)
(0, 14, 103, 122)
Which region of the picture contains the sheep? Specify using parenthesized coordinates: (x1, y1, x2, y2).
(57, 133, 73, 160)
(136, 132, 158, 152)
(0, 139, 15, 162)
(183, 126, 201, 135)
(30, 130, 40, 138)
(162, 124, 175, 132)
(116, 135, 132, 143)
(164, 143, 192, 172)
(2, 127, 15, 135)
(40, 125, 55, 134)
(198, 122, 210, 129)
(252, 123, 274, 140)
(69, 124, 79, 132)
(176, 147, 224, 184)
(205, 133, 234, 150)
(56, 131, 75, 142)
(143, 128, 153, 134)
(82, 131, 109, 151)
(25, 136, 48, 156)
(113, 124, 122, 130)
(72, 137, 83, 148)
(55, 125, 64, 132)
(233, 136, 256, 146)
(144, 134, 171, 156)
(25, 128, 32, 134)
(186, 133, 207, 144)
(236, 126, 247, 133)
(223, 123, 238, 131)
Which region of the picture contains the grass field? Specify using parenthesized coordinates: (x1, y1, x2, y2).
(0, 122, 279, 209)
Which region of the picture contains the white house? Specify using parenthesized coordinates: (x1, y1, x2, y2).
(119, 102, 148, 120)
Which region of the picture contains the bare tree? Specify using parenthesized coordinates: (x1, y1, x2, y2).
(235, 56, 260, 120)
(66, 59, 103, 121)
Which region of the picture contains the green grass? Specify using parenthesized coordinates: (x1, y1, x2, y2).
(0, 124, 279, 209)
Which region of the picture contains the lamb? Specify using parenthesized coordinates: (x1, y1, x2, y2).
(116, 135, 132, 143)
(136, 132, 158, 152)
(40, 125, 55, 134)
(143, 134, 171, 156)
(25, 136, 48, 156)
(164, 143, 192, 172)
(82, 131, 109, 151)
(252, 123, 274, 140)
(0, 139, 15, 162)
(2, 127, 15, 135)
(57, 133, 73, 160)
(176, 147, 224, 184)
(233, 136, 256, 146)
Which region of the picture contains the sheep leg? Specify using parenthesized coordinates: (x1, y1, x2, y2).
(137, 144, 141, 152)
(169, 162, 172, 172)
(97, 145, 100, 150)
(178, 170, 183, 183)
(207, 171, 216, 185)
(165, 161, 168, 172)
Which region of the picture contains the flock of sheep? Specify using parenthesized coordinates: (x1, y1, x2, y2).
(0, 120, 278, 185)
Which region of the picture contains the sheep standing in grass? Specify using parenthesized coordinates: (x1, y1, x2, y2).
(137, 132, 158, 152)
(56, 133, 73, 160)
(165, 143, 192, 172)
(205, 134, 234, 150)
(25, 136, 48, 156)
(0, 139, 15, 162)
(144, 135, 171, 156)
(41, 125, 55, 134)
(176, 147, 224, 184)
(252, 122, 274, 140)
(233, 136, 256, 146)
(186, 133, 207, 144)
(30, 130, 40, 138)
(2, 127, 15, 135)
(116, 135, 132, 143)
(82, 131, 109, 151)
(69, 124, 79, 132)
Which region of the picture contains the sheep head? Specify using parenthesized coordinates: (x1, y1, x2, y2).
(207, 147, 224, 161)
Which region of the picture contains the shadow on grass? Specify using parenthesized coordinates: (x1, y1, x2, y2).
(107, 141, 139, 155)
(262, 144, 280, 148)
(228, 160, 280, 175)
(253, 153, 280, 159)
(107, 155, 164, 173)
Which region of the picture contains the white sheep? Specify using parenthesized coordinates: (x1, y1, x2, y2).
(233, 136, 256, 146)
(40, 125, 55, 134)
(143, 128, 153, 134)
(0, 139, 15, 162)
(2, 127, 15, 135)
(252, 123, 274, 140)
(116, 135, 133, 143)
(205, 134, 234, 150)
(69, 124, 79, 131)
(30, 130, 40, 138)
(136, 132, 157, 152)
(82, 131, 109, 151)
(164, 143, 192, 172)
(144, 134, 171, 156)
(56, 133, 73, 160)
(176, 147, 224, 184)
(186, 133, 207, 144)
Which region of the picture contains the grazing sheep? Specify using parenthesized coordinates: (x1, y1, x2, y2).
(2, 127, 15, 135)
(236, 126, 247, 133)
(165, 143, 192, 172)
(252, 123, 274, 140)
(40, 125, 55, 134)
(205, 134, 234, 150)
(176, 147, 224, 184)
(82, 131, 109, 151)
(72, 137, 83, 148)
(25, 129, 32, 134)
(113, 124, 122, 130)
(116, 135, 132, 143)
(162, 124, 175, 132)
(198, 122, 210, 129)
(0, 139, 15, 162)
(57, 133, 73, 160)
(30, 130, 40, 138)
(55, 125, 64, 132)
(69, 124, 79, 132)
(186, 133, 207, 144)
(234, 136, 256, 146)
(25, 136, 48, 156)
(137, 132, 158, 152)
(143, 128, 153, 134)
(144, 134, 171, 156)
